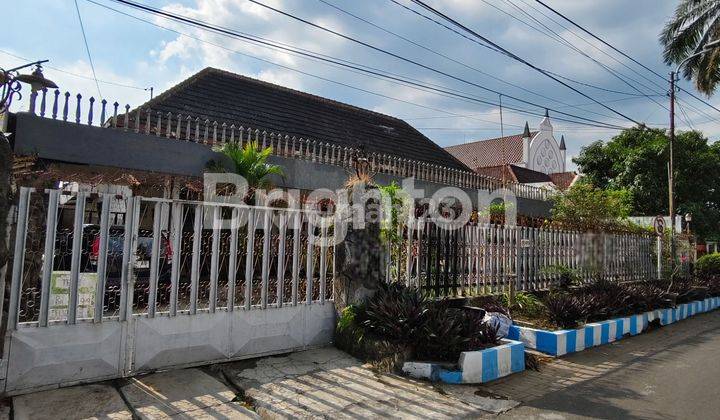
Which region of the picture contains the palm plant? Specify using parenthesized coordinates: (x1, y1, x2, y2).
(661, 0, 720, 95)
(209, 141, 283, 203)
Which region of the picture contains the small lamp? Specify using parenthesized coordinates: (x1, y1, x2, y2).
(15, 64, 57, 92)
(685, 213, 692, 234)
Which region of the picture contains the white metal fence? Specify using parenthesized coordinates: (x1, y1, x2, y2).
(394, 220, 655, 296)
(2, 187, 336, 394)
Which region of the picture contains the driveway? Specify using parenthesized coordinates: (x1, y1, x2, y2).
(7, 310, 720, 419)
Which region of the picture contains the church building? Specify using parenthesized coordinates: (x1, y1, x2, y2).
(444, 112, 578, 190)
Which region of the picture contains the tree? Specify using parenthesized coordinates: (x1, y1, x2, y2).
(550, 182, 635, 232)
(660, 0, 720, 95)
(208, 141, 283, 203)
(573, 128, 720, 240)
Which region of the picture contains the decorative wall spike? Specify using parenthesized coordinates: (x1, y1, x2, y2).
(52, 90, 59, 119)
(100, 99, 107, 124)
(167, 112, 174, 138)
(39, 88, 47, 117)
(74, 94, 82, 124)
(88, 97, 94, 125)
(111, 101, 118, 127)
(123, 105, 130, 130)
(28, 91, 37, 114)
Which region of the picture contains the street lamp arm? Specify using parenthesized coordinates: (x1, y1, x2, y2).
(4, 60, 49, 74)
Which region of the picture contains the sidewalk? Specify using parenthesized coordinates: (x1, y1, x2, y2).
(8, 348, 517, 419)
(8, 310, 720, 419)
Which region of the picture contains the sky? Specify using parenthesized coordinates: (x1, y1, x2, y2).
(3, 0, 718, 171)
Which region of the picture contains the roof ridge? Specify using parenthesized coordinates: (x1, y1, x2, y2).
(445, 131, 538, 150)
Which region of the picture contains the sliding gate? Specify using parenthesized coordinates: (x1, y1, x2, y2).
(1, 188, 336, 395)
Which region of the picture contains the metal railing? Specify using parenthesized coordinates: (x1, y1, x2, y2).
(392, 219, 655, 297)
(7, 187, 334, 328)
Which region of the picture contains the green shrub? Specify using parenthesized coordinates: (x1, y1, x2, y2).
(358, 283, 427, 344)
(348, 283, 502, 363)
(696, 253, 720, 278)
(416, 302, 499, 361)
(502, 292, 545, 318)
(542, 292, 588, 329)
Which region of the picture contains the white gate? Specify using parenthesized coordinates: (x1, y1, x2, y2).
(1, 188, 336, 395)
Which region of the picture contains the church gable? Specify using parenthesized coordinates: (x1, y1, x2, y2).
(528, 134, 563, 173)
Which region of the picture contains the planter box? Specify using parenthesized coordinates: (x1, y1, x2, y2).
(508, 296, 720, 357)
(402, 339, 525, 384)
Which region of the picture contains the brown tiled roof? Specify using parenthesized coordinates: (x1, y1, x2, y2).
(510, 165, 552, 183)
(130, 67, 468, 170)
(549, 171, 578, 190)
(473, 165, 511, 181)
(445, 132, 536, 168)
(475, 164, 552, 184)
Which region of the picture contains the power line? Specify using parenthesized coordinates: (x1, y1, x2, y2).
(500, 0, 670, 110)
(387, 0, 649, 100)
(86, 0, 602, 131)
(103, 0, 627, 129)
(73, 0, 102, 99)
(405, 0, 642, 125)
(240, 0, 637, 125)
(0, 49, 147, 90)
(532, 0, 720, 116)
(317, 0, 564, 104)
(317, 0, 640, 124)
(514, 0, 667, 93)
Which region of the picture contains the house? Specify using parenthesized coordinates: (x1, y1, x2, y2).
(10, 66, 554, 224)
(445, 112, 578, 190)
(125, 67, 468, 171)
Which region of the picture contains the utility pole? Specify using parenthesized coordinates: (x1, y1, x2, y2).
(668, 71, 676, 274)
(666, 39, 720, 276)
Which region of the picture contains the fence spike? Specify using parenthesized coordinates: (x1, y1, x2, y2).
(230, 124, 236, 143)
(74, 93, 82, 123)
(123, 104, 130, 130)
(176, 114, 183, 139)
(52, 89, 59, 119)
(88, 96, 95, 125)
(167, 112, 173, 138)
(39, 88, 47, 117)
(221, 122, 227, 144)
(284, 134, 289, 157)
(28, 91, 37, 114)
(195, 117, 200, 142)
(154, 111, 161, 136)
(134, 107, 141, 133)
(145, 108, 151, 134)
(111, 100, 117, 127)
(212, 120, 218, 143)
(100, 99, 107, 124)
(186, 115, 192, 140)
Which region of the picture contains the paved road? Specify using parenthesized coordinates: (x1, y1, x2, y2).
(481, 309, 720, 419)
(9, 309, 719, 419)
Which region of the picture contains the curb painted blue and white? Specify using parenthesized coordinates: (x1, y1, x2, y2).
(402, 339, 525, 384)
(508, 296, 720, 356)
